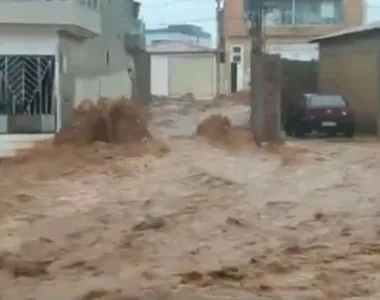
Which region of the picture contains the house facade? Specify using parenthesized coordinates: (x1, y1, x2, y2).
(221, 0, 364, 92)
(146, 25, 212, 47)
(0, 0, 145, 134)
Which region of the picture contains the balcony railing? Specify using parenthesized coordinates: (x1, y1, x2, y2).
(263, 10, 343, 26)
(124, 19, 145, 52)
(0, 0, 101, 38)
(245, 0, 344, 26)
(1, 0, 98, 10)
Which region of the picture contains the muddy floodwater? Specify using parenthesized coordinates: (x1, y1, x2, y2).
(1, 101, 380, 300)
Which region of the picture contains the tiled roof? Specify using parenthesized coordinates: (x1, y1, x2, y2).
(146, 42, 215, 53)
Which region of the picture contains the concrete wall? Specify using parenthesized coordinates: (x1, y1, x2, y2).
(57, 0, 137, 126)
(318, 33, 380, 134)
(223, 37, 319, 94)
(75, 70, 132, 107)
(60, 1, 135, 77)
(132, 50, 151, 106)
(0, 26, 58, 55)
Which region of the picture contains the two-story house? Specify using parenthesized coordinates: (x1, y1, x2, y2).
(221, 0, 364, 92)
(0, 0, 145, 134)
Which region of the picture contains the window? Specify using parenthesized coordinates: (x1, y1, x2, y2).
(106, 51, 110, 65)
(59, 52, 67, 73)
(263, 0, 293, 26)
(219, 51, 225, 63)
(232, 46, 241, 53)
(85, 0, 99, 10)
(232, 55, 241, 63)
(308, 95, 346, 108)
(262, 0, 343, 26)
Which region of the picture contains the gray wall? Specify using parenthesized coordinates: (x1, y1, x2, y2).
(132, 50, 151, 106)
(318, 32, 380, 134)
(59, 0, 135, 77)
(58, 0, 139, 126)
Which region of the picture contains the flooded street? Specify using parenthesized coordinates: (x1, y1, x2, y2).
(1, 102, 380, 299)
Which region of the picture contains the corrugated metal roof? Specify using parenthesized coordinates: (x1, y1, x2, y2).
(310, 21, 380, 43)
(146, 42, 214, 53)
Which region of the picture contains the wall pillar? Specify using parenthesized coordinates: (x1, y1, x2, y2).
(376, 51, 380, 137)
(291, 0, 296, 25)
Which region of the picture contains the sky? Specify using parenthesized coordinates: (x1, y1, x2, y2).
(367, 0, 380, 22)
(140, 0, 217, 35)
(140, 0, 380, 39)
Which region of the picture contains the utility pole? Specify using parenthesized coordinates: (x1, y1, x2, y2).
(248, 0, 281, 144)
(249, 0, 265, 146)
(215, 0, 221, 99)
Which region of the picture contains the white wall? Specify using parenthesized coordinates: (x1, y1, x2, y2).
(0, 26, 58, 55)
(266, 43, 319, 61)
(75, 70, 132, 106)
(146, 32, 212, 47)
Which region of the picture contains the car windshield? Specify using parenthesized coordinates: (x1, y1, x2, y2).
(308, 95, 346, 108)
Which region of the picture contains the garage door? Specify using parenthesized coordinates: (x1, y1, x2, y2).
(168, 54, 215, 99)
(151, 55, 169, 96)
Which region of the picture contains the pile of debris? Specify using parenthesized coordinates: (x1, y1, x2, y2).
(54, 97, 153, 146)
(6, 97, 169, 176)
(196, 114, 254, 150)
(196, 114, 303, 165)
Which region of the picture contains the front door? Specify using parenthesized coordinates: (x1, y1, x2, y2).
(0, 55, 56, 133)
(230, 45, 244, 91)
(230, 62, 237, 93)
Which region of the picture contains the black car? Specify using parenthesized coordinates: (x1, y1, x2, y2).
(285, 93, 355, 138)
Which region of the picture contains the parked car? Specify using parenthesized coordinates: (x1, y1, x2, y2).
(285, 93, 355, 138)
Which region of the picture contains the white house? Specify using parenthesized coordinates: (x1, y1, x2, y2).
(0, 0, 145, 134)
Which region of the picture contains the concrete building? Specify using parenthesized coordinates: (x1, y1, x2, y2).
(146, 25, 212, 47)
(148, 42, 218, 100)
(311, 21, 380, 135)
(221, 0, 364, 92)
(0, 0, 145, 134)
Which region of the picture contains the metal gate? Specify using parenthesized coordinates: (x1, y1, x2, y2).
(0, 55, 56, 133)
